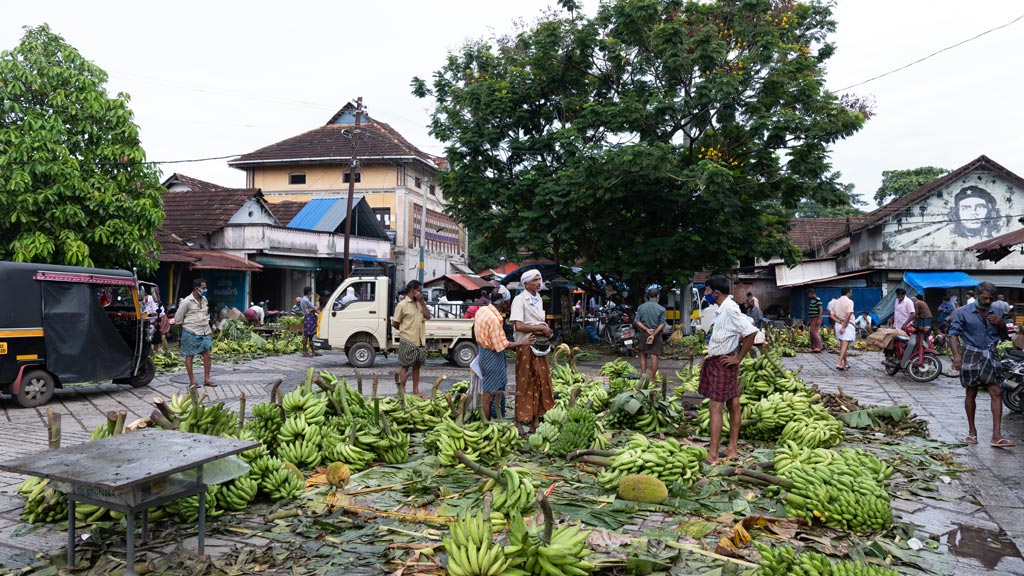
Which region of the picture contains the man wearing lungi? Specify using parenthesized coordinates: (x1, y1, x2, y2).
(509, 269, 556, 433)
(699, 274, 757, 464)
(392, 280, 432, 396)
(949, 282, 1013, 448)
(474, 285, 535, 421)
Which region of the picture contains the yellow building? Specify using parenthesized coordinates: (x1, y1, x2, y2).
(229, 103, 469, 285)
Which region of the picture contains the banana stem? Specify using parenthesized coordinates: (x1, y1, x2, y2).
(566, 449, 616, 462)
(312, 376, 344, 417)
(396, 373, 407, 409)
(304, 367, 314, 391)
(578, 456, 614, 467)
(270, 379, 283, 405)
(46, 409, 61, 449)
(372, 374, 379, 399)
(149, 409, 176, 430)
(537, 492, 554, 544)
(455, 451, 501, 481)
(238, 393, 246, 427)
(355, 370, 363, 395)
(720, 467, 795, 489)
(431, 376, 445, 401)
(568, 386, 581, 408)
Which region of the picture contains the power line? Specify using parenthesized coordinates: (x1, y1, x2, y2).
(835, 12, 1024, 92)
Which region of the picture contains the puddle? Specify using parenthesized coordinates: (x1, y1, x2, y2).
(944, 523, 1023, 569)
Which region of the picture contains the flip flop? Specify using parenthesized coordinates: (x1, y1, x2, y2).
(964, 435, 978, 445)
(204, 381, 218, 388)
(991, 438, 1016, 448)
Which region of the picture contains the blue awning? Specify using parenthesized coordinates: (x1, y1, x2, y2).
(903, 271, 981, 293)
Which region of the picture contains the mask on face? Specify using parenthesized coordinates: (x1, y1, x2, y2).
(704, 293, 717, 305)
(974, 300, 988, 310)
(199, 289, 208, 297)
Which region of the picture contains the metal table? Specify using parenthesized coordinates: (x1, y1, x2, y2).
(0, 429, 259, 575)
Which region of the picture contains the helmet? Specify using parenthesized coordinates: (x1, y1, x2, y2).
(647, 283, 661, 298)
(530, 334, 552, 356)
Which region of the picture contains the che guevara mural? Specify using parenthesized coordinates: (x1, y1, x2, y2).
(882, 172, 1021, 251)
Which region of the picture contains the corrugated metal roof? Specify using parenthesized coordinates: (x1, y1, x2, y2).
(288, 197, 352, 231)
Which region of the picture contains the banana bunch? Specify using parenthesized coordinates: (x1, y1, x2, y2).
(527, 421, 560, 453)
(673, 365, 700, 396)
(218, 473, 259, 512)
(475, 466, 536, 515)
(505, 508, 594, 576)
(320, 421, 375, 471)
(606, 389, 680, 433)
(233, 427, 270, 462)
(90, 421, 113, 441)
(594, 434, 706, 489)
(276, 414, 323, 469)
(428, 418, 522, 466)
(168, 391, 194, 415)
(444, 508, 518, 576)
(742, 391, 819, 440)
(243, 402, 283, 453)
(72, 502, 112, 524)
(779, 408, 845, 449)
(259, 463, 306, 501)
(773, 442, 893, 531)
(755, 543, 898, 576)
(548, 406, 597, 458)
(386, 394, 446, 433)
(177, 485, 223, 522)
(17, 477, 67, 524)
(373, 414, 410, 464)
(552, 363, 610, 411)
(589, 421, 611, 451)
(179, 400, 240, 437)
(316, 371, 370, 419)
(599, 358, 637, 379)
(694, 397, 754, 435)
(739, 353, 806, 400)
(282, 385, 328, 426)
(541, 407, 567, 427)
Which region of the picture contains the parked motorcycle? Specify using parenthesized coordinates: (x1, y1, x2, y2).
(1000, 347, 1024, 413)
(882, 325, 943, 382)
(598, 301, 636, 356)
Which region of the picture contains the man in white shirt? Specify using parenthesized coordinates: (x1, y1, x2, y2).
(698, 274, 757, 464)
(509, 269, 555, 433)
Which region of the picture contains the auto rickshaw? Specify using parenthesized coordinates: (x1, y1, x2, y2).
(0, 261, 156, 407)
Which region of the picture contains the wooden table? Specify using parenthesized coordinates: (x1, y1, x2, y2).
(0, 430, 258, 575)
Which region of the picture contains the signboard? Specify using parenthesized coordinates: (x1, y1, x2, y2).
(204, 271, 248, 311)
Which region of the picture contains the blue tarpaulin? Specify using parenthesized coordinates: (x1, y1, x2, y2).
(903, 271, 981, 293)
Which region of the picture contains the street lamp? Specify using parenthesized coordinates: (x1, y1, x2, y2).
(418, 177, 430, 283)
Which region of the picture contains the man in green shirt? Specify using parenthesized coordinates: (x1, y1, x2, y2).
(805, 288, 823, 352)
(634, 285, 667, 382)
(392, 280, 431, 396)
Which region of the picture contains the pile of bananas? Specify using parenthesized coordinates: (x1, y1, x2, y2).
(606, 389, 681, 433)
(739, 353, 806, 400)
(599, 358, 636, 379)
(427, 418, 522, 466)
(282, 384, 329, 427)
(741, 391, 819, 440)
(773, 443, 893, 531)
(755, 543, 898, 576)
(276, 413, 323, 469)
(505, 502, 595, 576)
(17, 477, 67, 523)
(317, 371, 370, 419)
(473, 464, 537, 515)
(243, 402, 284, 452)
(218, 473, 260, 512)
(443, 508, 517, 576)
(779, 407, 845, 449)
(374, 414, 410, 464)
(673, 364, 700, 395)
(548, 406, 597, 458)
(178, 400, 240, 437)
(383, 394, 446, 433)
(172, 485, 224, 522)
(527, 420, 560, 453)
(593, 434, 706, 489)
(320, 420, 375, 471)
(250, 455, 306, 500)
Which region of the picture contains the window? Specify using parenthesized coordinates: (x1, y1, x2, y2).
(333, 281, 376, 311)
(288, 172, 306, 185)
(429, 183, 436, 195)
(372, 208, 391, 229)
(343, 172, 361, 184)
(414, 176, 422, 188)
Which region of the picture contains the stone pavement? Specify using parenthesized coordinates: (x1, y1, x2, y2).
(0, 348, 1022, 573)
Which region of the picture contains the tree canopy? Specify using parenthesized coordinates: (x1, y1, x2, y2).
(874, 166, 948, 206)
(413, 0, 867, 289)
(0, 24, 164, 274)
(795, 179, 866, 217)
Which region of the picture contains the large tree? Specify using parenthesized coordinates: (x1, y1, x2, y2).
(0, 25, 164, 274)
(795, 179, 867, 217)
(873, 166, 948, 206)
(414, 0, 867, 289)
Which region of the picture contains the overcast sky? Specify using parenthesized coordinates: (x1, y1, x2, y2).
(3, 1, 1022, 210)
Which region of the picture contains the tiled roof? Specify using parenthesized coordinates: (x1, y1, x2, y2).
(228, 103, 438, 168)
(787, 217, 867, 254)
(267, 201, 307, 226)
(160, 173, 265, 242)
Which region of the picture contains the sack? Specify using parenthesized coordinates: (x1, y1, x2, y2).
(867, 327, 906, 350)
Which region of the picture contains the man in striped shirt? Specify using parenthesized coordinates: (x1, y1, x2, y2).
(805, 288, 823, 352)
(474, 286, 534, 421)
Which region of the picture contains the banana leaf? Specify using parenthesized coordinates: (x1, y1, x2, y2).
(837, 405, 911, 428)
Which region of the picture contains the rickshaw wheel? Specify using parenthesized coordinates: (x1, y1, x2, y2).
(128, 357, 156, 388)
(16, 369, 55, 408)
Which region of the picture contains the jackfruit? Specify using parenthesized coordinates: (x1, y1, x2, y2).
(617, 474, 668, 504)
(326, 462, 351, 488)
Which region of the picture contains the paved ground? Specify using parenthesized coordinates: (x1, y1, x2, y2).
(0, 348, 1022, 574)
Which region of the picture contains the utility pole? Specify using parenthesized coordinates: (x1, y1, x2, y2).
(342, 97, 364, 280)
(418, 176, 430, 283)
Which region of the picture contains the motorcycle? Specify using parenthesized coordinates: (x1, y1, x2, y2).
(254, 300, 283, 324)
(1000, 347, 1024, 413)
(598, 301, 636, 356)
(882, 325, 943, 382)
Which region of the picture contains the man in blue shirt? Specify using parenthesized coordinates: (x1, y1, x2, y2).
(949, 282, 1012, 447)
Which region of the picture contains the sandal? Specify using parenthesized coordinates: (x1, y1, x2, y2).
(204, 381, 217, 387)
(990, 438, 1016, 448)
(300, 351, 310, 357)
(964, 435, 978, 445)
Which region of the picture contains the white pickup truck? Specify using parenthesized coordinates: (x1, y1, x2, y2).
(313, 274, 477, 369)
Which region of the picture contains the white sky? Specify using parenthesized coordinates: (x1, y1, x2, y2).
(2, 1, 1022, 210)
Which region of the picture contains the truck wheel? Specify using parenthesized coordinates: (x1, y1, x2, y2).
(348, 342, 376, 368)
(128, 357, 156, 388)
(16, 369, 55, 408)
(451, 341, 477, 368)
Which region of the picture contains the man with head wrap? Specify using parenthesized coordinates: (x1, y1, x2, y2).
(509, 269, 556, 432)
(474, 285, 535, 421)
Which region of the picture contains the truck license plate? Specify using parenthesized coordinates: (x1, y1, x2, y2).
(0, 342, 6, 354)
(623, 339, 633, 346)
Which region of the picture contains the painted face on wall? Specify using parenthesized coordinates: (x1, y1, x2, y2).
(957, 196, 989, 231)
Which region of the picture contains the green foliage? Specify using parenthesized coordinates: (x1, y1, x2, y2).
(0, 25, 164, 273)
(413, 0, 866, 286)
(873, 166, 948, 206)
(794, 179, 868, 217)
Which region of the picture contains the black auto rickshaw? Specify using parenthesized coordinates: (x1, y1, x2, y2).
(0, 261, 156, 407)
